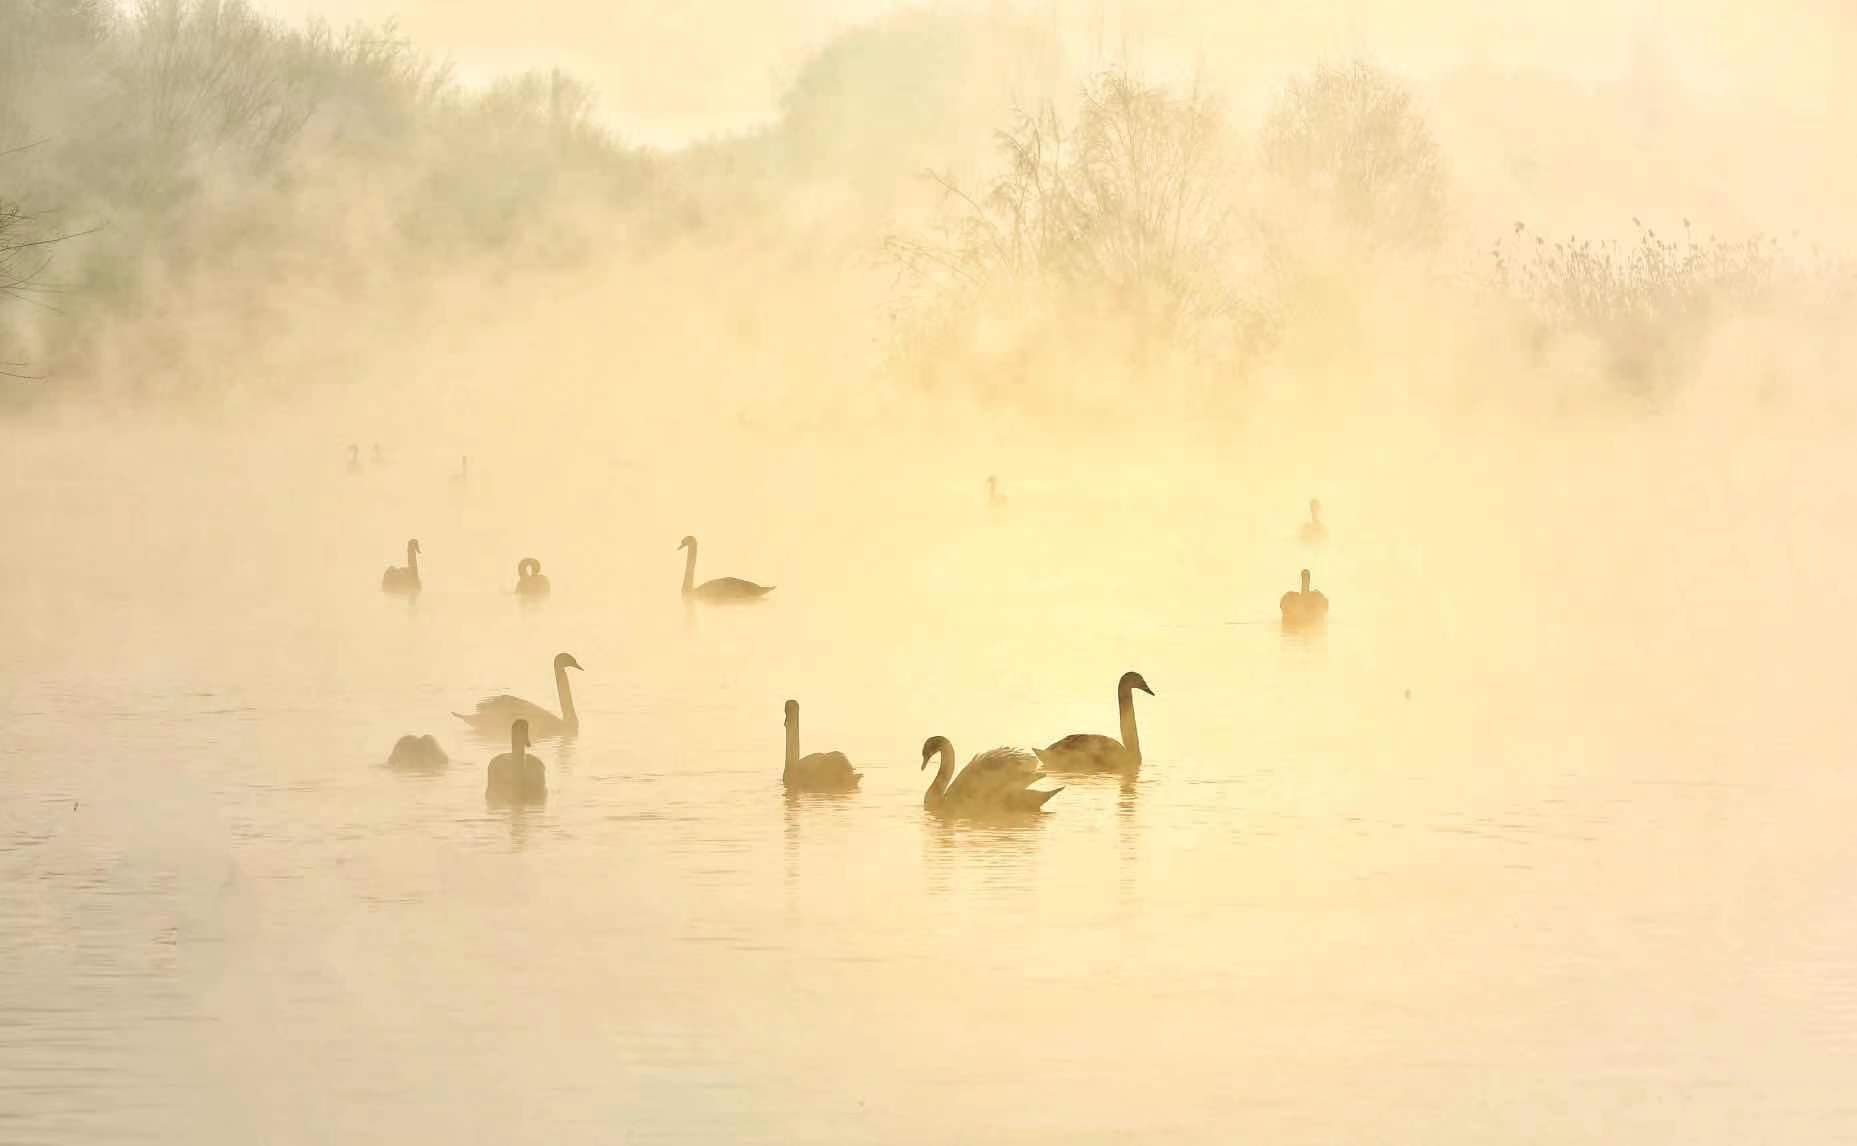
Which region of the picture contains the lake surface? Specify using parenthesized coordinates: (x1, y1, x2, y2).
(3, 418, 1854, 1144)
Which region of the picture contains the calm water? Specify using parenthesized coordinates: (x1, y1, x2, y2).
(3, 421, 1854, 1143)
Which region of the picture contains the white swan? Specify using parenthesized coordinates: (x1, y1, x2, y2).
(920, 736, 1061, 815)
(679, 535, 774, 603)
(381, 539, 421, 594)
(1300, 498, 1327, 545)
(454, 652, 582, 738)
(486, 718, 546, 803)
(1280, 569, 1330, 630)
(783, 700, 861, 792)
(386, 734, 448, 770)
(1037, 670, 1153, 773)
(515, 557, 551, 599)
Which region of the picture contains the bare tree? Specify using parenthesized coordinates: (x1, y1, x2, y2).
(888, 69, 1233, 360)
(1262, 61, 1446, 247)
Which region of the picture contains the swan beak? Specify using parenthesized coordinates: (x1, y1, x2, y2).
(919, 757, 929, 771)
(1141, 683, 1155, 696)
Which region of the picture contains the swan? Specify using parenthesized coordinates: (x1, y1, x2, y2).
(1300, 498, 1327, 545)
(920, 736, 1061, 815)
(381, 539, 421, 594)
(386, 733, 448, 770)
(346, 444, 361, 475)
(454, 652, 582, 738)
(1280, 568, 1330, 630)
(450, 456, 470, 494)
(486, 718, 546, 803)
(371, 443, 387, 467)
(1037, 670, 1154, 773)
(515, 557, 551, 599)
(679, 535, 774, 603)
(987, 475, 1007, 510)
(782, 700, 861, 793)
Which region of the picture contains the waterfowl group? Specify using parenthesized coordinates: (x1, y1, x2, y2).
(679, 535, 774, 603)
(454, 652, 582, 739)
(366, 467, 1344, 817)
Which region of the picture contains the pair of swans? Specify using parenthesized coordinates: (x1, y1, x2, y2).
(455, 652, 582, 738)
(781, 699, 1060, 814)
(1280, 569, 1330, 630)
(515, 558, 550, 599)
(382, 539, 421, 594)
(680, 535, 774, 603)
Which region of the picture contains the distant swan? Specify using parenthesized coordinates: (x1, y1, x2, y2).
(486, 718, 546, 803)
(679, 535, 774, 603)
(450, 456, 470, 494)
(783, 700, 861, 792)
(346, 444, 361, 475)
(1300, 498, 1327, 545)
(386, 734, 448, 770)
(987, 475, 1007, 510)
(381, 539, 421, 594)
(454, 652, 582, 738)
(1280, 568, 1330, 630)
(1038, 670, 1153, 773)
(515, 557, 551, 599)
(921, 736, 1061, 815)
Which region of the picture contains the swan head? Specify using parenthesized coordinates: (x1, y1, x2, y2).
(920, 735, 951, 769)
(1309, 498, 1322, 521)
(1300, 568, 1312, 592)
(677, 535, 697, 551)
(408, 539, 421, 555)
(519, 557, 542, 578)
(1120, 671, 1154, 697)
(783, 699, 799, 726)
(554, 652, 582, 672)
(510, 719, 531, 750)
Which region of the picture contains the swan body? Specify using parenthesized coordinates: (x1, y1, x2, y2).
(486, 719, 546, 803)
(1280, 568, 1330, 630)
(515, 557, 551, 599)
(381, 538, 421, 594)
(783, 699, 861, 793)
(921, 737, 1061, 815)
(1300, 498, 1327, 545)
(455, 652, 582, 738)
(1038, 670, 1153, 773)
(387, 733, 448, 770)
(679, 535, 774, 602)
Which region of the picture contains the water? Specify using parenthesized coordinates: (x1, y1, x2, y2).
(3, 417, 1855, 1143)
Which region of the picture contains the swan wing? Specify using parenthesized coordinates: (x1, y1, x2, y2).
(1039, 733, 1126, 771)
(694, 577, 774, 600)
(455, 695, 554, 730)
(792, 751, 861, 790)
(947, 746, 1046, 802)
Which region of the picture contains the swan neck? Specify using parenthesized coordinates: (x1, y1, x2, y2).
(925, 744, 954, 807)
(407, 544, 419, 575)
(555, 666, 577, 725)
(682, 545, 697, 593)
(1118, 684, 1141, 763)
(784, 721, 799, 777)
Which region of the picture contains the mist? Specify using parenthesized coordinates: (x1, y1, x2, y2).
(4, 1, 1856, 1142)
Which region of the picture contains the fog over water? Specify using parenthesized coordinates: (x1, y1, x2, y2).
(3, 1, 1856, 1142)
